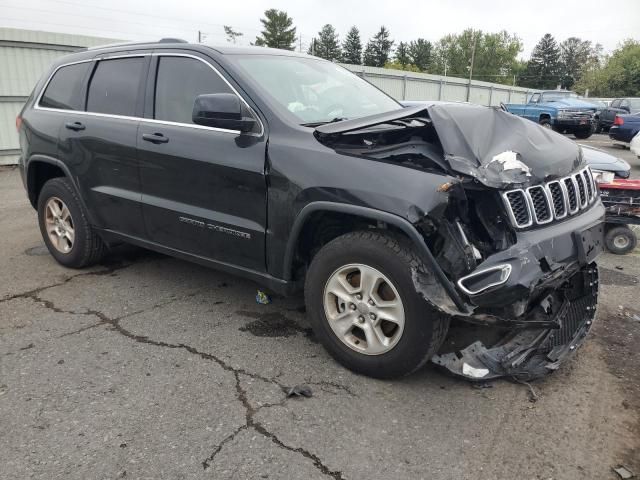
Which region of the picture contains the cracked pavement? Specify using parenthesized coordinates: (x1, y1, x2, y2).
(1, 167, 639, 479)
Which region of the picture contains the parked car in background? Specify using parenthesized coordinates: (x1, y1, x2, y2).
(579, 144, 631, 179)
(598, 98, 640, 131)
(589, 100, 608, 133)
(609, 113, 640, 146)
(504, 90, 598, 139)
(631, 132, 640, 158)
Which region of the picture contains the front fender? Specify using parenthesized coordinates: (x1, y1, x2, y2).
(282, 201, 469, 313)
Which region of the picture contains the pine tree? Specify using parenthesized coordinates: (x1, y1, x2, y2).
(395, 42, 410, 68)
(525, 34, 561, 89)
(341, 26, 362, 65)
(559, 37, 593, 89)
(223, 26, 243, 44)
(408, 38, 433, 71)
(363, 26, 393, 67)
(308, 24, 341, 61)
(253, 9, 296, 50)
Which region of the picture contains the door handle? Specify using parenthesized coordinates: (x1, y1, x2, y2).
(142, 133, 169, 144)
(65, 121, 85, 131)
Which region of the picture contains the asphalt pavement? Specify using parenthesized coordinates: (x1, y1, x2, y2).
(1, 166, 638, 480)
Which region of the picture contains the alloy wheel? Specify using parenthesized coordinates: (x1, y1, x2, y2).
(44, 197, 75, 253)
(323, 264, 405, 355)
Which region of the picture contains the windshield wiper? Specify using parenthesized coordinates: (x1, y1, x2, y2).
(301, 117, 349, 128)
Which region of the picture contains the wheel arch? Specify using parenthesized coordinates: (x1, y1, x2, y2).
(539, 113, 551, 122)
(282, 201, 468, 312)
(26, 155, 96, 224)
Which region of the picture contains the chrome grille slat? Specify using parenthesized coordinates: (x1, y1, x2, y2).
(502, 167, 597, 229)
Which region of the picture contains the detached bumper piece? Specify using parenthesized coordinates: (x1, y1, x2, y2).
(432, 264, 598, 381)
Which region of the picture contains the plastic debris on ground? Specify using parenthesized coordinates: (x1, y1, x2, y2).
(284, 384, 313, 398)
(613, 465, 635, 479)
(255, 290, 271, 305)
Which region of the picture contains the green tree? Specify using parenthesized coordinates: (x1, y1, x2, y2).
(575, 40, 640, 96)
(341, 26, 363, 64)
(223, 25, 243, 44)
(431, 29, 522, 84)
(524, 33, 561, 89)
(363, 26, 394, 67)
(559, 37, 593, 89)
(395, 41, 410, 68)
(308, 24, 341, 61)
(408, 38, 433, 72)
(253, 9, 296, 50)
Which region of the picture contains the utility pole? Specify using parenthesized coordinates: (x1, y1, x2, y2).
(466, 34, 477, 102)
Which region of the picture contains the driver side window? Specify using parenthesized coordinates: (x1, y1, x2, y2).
(154, 56, 234, 125)
(530, 93, 540, 103)
(611, 99, 621, 108)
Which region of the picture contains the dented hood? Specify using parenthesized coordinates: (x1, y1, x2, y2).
(428, 103, 583, 187)
(316, 103, 584, 188)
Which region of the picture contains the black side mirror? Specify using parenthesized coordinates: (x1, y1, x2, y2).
(192, 93, 257, 133)
(620, 105, 630, 113)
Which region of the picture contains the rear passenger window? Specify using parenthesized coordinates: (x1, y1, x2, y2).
(154, 56, 234, 124)
(87, 57, 145, 117)
(40, 62, 91, 110)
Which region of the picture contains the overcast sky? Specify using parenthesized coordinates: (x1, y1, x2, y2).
(3, 0, 639, 58)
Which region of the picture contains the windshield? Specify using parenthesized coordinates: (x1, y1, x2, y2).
(542, 91, 578, 102)
(232, 55, 400, 125)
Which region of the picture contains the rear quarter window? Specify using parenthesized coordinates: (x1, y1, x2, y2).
(39, 62, 91, 110)
(87, 57, 145, 117)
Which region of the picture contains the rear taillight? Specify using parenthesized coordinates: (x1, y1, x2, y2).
(614, 116, 624, 126)
(15, 115, 22, 132)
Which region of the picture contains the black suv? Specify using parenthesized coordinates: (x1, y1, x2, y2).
(17, 40, 604, 380)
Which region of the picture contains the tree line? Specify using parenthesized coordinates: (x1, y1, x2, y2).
(224, 8, 639, 96)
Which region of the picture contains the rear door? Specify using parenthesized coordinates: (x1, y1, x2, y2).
(58, 54, 149, 237)
(137, 52, 267, 271)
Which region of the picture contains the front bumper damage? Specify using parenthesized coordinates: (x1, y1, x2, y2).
(432, 265, 598, 381)
(431, 203, 605, 381)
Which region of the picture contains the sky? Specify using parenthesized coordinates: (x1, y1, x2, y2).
(2, 0, 639, 58)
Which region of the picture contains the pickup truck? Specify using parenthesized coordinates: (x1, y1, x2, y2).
(504, 90, 598, 139)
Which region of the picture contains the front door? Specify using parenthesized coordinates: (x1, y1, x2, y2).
(137, 53, 267, 271)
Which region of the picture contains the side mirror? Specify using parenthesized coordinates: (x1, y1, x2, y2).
(620, 105, 630, 113)
(192, 93, 257, 133)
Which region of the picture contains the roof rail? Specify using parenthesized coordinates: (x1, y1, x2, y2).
(88, 38, 189, 50)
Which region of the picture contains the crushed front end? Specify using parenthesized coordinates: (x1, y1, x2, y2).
(427, 166, 605, 381)
(314, 103, 605, 381)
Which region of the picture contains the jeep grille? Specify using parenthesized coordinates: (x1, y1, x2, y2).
(502, 167, 597, 229)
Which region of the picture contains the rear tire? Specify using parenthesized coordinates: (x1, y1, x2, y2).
(605, 225, 637, 255)
(304, 231, 449, 379)
(37, 177, 106, 268)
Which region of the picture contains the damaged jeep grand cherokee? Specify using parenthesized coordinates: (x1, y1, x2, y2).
(17, 41, 604, 380)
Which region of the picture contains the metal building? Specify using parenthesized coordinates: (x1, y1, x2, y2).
(0, 28, 119, 165)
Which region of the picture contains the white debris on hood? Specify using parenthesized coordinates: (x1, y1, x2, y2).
(462, 363, 490, 378)
(488, 150, 532, 176)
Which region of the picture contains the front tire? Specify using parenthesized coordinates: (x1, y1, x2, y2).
(37, 177, 106, 268)
(304, 231, 449, 379)
(574, 129, 593, 139)
(539, 118, 552, 130)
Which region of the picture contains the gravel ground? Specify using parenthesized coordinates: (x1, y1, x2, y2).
(1, 166, 638, 480)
